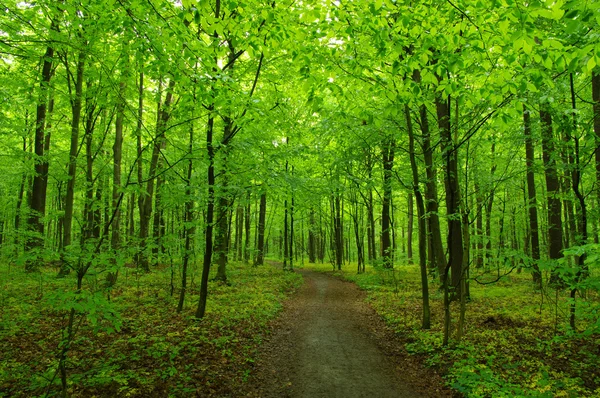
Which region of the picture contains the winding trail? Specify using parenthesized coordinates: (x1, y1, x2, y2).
(248, 268, 451, 398)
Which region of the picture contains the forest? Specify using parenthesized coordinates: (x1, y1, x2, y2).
(0, 0, 599, 396)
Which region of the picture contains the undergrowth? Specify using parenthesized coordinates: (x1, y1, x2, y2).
(304, 261, 600, 397)
(0, 260, 302, 397)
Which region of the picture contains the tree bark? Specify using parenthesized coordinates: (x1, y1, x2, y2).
(244, 192, 251, 263)
(26, 43, 55, 270)
(592, 72, 600, 242)
(523, 105, 542, 288)
(254, 191, 267, 266)
(138, 79, 174, 272)
(437, 95, 463, 299)
(214, 117, 235, 281)
(407, 192, 414, 264)
(420, 103, 445, 279)
(334, 191, 343, 270)
(569, 73, 588, 329)
(196, 106, 216, 318)
(381, 137, 395, 268)
(178, 122, 195, 313)
(540, 107, 564, 286)
(59, 51, 85, 276)
(405, 104, 431, 329)
(290, 186, 295, 271)
(308, 208, 316, 263)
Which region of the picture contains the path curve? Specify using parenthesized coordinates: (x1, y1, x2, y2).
(247, 269, 452, 398)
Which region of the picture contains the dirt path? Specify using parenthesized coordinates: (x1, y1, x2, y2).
(247, 269, 453, 398)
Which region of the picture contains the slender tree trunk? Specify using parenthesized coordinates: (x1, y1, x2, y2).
(367, 188, 376, 263)
(407, 192, 414, 264)
(26, 43, 55, 270)
(381, 137, 395, 268)
(290, 188, 295, 271)
(177, 123, 195, 313)
(59, 52, 85, 276)
(540, 107, 564, 286)
(244, 192, 251, 263)
(485, 143, 497, 268)
(107, 64, 126, 287)
(82, 98, 96, 241)
(405, 104, 431, 329)
(15, 130, 28, 243)
(234, 205, 243, 261)
(569, 73, 588, 329)
(283, 196, 289, 269)
(351, 192, 364, 273)
(308, 208, 316, 263)
(523, 105, 542, 288)
(138, 79, 174, 272)
(420, 102, 445, 279)
(475, 181, 484, 268)
(592, 72, 600, 243)
(136, 71, 144, 187)
(196, 106, 215, 318)
(437, 95, 463, 299)
(254, 192, 267, 266)
(334, 192, 343, 270)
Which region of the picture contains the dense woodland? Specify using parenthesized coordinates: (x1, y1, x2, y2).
(1, 0, 600, 396)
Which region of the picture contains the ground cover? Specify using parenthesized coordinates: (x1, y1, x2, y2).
(0, 260, 302, 397)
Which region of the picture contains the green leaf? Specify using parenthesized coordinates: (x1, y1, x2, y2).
(587, 57, 596, 73)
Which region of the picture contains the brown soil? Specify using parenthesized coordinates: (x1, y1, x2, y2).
(246, 269, 455, 398)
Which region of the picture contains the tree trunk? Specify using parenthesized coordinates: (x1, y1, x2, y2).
(290, 187, 295, 271)
(475, 180, 484, 268)
(214, 137, 232, 282)
(405, 104, 431, 329)
(178, 123, 195, 313)
(437, 96, 463, 298)
(283, 196, 289, 269)
(59, 51, 85, 276)
(540, 107, 564, 286)
(407, 192, 414, 264)
(569, 73, 588, 329)
(82, 97, 96, 241)
(244, 192, 251, 263)
(15, 122, 29, 247)
(308, 208, 316, 263)
(367, 188, 376, 263)
(26, 43, 55, 270)
(196, 106, 216, 318)
(254, 192, 267, 266)
(138, 79, 174, 272)
(107, 66, 126, 287)
(334, 192, 343, 270)
(485, 143, 497, 268)
(592, 72, 600, 243)
(381, 137, 395, 268)
(523, 105, 542, 288)
(420, 103, 445, 279)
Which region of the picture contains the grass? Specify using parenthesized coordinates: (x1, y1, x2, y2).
(302, 260, 600, 397)
(0, 258, 302, 397)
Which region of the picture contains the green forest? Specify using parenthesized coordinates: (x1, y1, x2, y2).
(1, 0, 599, 396)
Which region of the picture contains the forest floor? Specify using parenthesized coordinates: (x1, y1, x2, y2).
(246, 265, 454, 398)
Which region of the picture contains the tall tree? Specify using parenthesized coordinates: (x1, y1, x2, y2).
(381, 136, 395, 268)
(523, 105, 542, 288)
(25, 24, 56, 270)
(540, 106, 564, 286)
(59, 49, 85, 276)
